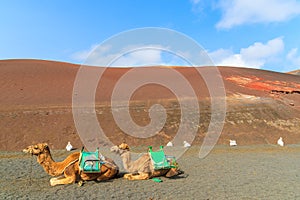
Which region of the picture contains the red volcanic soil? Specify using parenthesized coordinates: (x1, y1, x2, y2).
(1, 59, 300, 151)
(226, 70, 300, 93)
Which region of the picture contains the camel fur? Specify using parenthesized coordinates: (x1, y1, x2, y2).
(111, 142, 183, 180)
(23, 143, 119, 186)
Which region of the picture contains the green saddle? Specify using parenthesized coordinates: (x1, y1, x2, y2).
(149, 146, 177, 170)
(79, 147, 105, 173)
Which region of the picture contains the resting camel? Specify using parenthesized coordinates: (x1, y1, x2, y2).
(23, 143, 119, 186)
(111, 142, 183, 180)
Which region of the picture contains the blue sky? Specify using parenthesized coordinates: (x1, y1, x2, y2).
(1, 0, 300, 72)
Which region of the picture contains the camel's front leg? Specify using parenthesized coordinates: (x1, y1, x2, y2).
(124, 172, 150, 180)
(50, 175, 76, 186)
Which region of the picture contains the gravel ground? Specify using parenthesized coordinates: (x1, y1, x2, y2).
(1, 145, 300, 200)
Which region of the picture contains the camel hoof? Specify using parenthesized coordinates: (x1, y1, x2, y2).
(78, 180, 84, 187)
(50, 178, 56, 186)
(123, 174, 128, 178)
(123, 174, 132, 179)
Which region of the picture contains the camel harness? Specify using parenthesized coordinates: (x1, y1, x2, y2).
(148, 146, 177, 170)
(79, 147, 105, 173)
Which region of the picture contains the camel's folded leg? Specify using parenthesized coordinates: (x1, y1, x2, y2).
(124, 172, 150, 180)
(165, 168, 181, 178)
(50, 175, 76, 186)
(96, 166, 118, 181)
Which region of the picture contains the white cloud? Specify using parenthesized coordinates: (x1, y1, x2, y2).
(209, 37, 284, 68)
(112, 49, 162, 67)
(71, 44, 115, 65)
(287, 48, 300, 66)
(73, 38, 285, 69)
(71, 44, 190, 67)
(216, 0, 300, 29)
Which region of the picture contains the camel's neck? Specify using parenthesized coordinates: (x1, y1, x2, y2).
(120, 151, 132, 171)
(37, 151, 62, 176)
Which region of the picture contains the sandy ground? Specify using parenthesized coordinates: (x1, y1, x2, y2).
(1, 145, 300, 200)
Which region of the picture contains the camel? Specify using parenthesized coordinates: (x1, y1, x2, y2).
(23, 143, 119, 186)
(110, 142, 183, 180)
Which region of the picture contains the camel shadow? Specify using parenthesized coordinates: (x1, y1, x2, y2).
(115, 172, 127, 179)
(168, 173, 189, 179)
(93, 179, 115, 183)
(161, 168, 188, 180)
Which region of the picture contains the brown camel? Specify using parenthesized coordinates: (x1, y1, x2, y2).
(23, 143, 119, 186)
(110, 142, 183, 180)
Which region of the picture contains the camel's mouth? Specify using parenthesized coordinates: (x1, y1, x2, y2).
(23, 148, 36, 156)
(110, 146, 118, 152)
(23, 148, 28, 153)
(23, 148, 32, 154)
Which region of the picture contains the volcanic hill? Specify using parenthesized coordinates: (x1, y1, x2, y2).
(1, 59, 300, 150)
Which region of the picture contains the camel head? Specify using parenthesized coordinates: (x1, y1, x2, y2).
(110, 142, 130, 155)
(23, 143, 50, 156)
